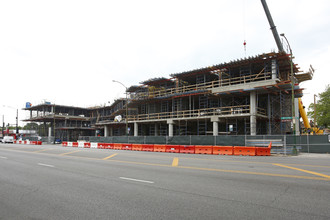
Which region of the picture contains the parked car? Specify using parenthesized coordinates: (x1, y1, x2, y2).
(2, 136, 14, 143)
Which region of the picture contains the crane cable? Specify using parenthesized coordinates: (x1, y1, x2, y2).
(242, 0, 247, 57)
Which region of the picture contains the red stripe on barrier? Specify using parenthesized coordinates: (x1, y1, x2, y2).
(84, 142, 91, 148)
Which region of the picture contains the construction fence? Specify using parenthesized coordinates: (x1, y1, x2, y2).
(78, 134, 330, 154)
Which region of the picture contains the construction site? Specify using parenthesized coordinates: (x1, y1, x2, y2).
(23, 0, 315, 142)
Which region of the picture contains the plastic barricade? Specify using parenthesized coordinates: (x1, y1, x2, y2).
(256, 142, 272, 156)
(179, 145, 195, 154)
(256, 147, 271, 156)
(30, 141, 37, 145)
(14, 141, 17, 144)
(234, 146, 256, 156)
(72, 142, 79, 147)
(97, 143, 106, 149)
(195, 145, 213, 154)
(24, 141, 27, 144)
(18, 141, 22, 144)
(142, 144, 154, 152)
(78, 142, 85, 148)
(132, 144, 143, 151)
(113, 143, 123, 150)
(37, 141, 42, 145)
(213, 146, 233, 155)
(154, 144, 166, 152)
(165, 145, 180, 153)
(104, 143, 113, 149)
(68, 142, 73, 147)
(84, 142, 91, 148)
(91, 142, 98, 149)
(121, 143, 132, 150)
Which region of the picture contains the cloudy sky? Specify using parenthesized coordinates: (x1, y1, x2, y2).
(1, 0, 329, 126)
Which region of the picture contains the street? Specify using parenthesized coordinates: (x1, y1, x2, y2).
(1, 143, 330, 219)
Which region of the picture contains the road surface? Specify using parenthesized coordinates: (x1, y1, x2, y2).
(1, 143, 330, 219)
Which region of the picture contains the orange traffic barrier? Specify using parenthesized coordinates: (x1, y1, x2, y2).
(62, 142, 68, 147)
(154, 144, 166, 152)
(213, 146, 233, 155)
(104, 143, 114, 149)
(166, 145, 180, 153)
(84, 142, 91, 148)
(195, 145, 213, 154)
(113, 143, 123, 150)
(121, 143, 132, 150)
(256, 147, 271, 156)
(142, 144, 154, 152)
(97, 143, 106, 149)
(179, 145, 195, 154)
(72, 142, 79, 147)
(256, 142, 272, 156)
(234, 146, 256, 156)
(132, 144, 143, 151)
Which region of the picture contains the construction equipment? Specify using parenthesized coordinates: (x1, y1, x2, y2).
(298, 98, 323, 135)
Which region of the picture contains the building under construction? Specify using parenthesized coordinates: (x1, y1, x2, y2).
(23, 51, 313, 141)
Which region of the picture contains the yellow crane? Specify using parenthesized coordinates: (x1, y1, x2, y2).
(298, 98, 323, 134)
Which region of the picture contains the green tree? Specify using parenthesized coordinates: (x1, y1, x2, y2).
(307, 85, 330, 128)
(23, 123, 39, 130)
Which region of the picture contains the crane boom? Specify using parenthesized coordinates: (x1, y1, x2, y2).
(260, 0, 284, 52)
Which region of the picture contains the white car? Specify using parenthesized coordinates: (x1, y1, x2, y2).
(2, 136, 14, 143)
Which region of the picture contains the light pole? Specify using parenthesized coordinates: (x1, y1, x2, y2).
(2, 105, 19, 138)
(280, 33, 295, 136)
(112, 80, 129, 136)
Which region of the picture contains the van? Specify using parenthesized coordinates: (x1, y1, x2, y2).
(2, 136, 14, 143)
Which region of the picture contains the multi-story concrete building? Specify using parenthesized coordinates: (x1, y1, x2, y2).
(24, 52, 313, 141)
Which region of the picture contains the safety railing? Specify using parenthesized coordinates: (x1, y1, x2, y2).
(128, 105, 267, 121)
(134, 71, 272, 99)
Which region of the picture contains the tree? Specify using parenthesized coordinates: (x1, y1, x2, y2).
(307, 85, 330, 129)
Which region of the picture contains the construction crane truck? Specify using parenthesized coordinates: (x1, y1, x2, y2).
(298, 98, 324, 134)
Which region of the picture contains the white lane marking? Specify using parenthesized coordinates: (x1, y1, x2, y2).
(119, 177, 154, 184)
(38, 163, 55, 168)
(0, 156, 7, 159)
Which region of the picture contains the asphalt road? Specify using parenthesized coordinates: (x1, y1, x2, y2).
(1, 143, 330, 220)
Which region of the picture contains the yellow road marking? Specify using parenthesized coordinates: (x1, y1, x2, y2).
(273, 163, 330, 179)
(102, 153, 118, 160)
(60, 150, 81, 156)
(33, 148, 54, 153)
(172, 157, 179, 167)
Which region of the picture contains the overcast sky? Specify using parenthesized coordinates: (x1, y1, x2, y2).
(1, 0, 329, 126)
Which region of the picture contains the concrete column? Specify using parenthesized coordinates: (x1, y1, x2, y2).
(250, 91, 257, 136)
(30, 111, 32, 118)
(134, 122, 138, 137)
(168, 123, 174, 137)
(272, 59, 277, 79)
(167, 119, 175, 137)
(155, 124, 158, 136)
(211, 116, 219, 136)
(104, 125, 108, 137)
(294, 98, 300, 135)
(48, 127, 52, 137)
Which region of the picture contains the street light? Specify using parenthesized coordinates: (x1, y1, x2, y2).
(2, 105, 19, 138)
(280, 33, 296, 136)
(112, 80, 129, 136)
